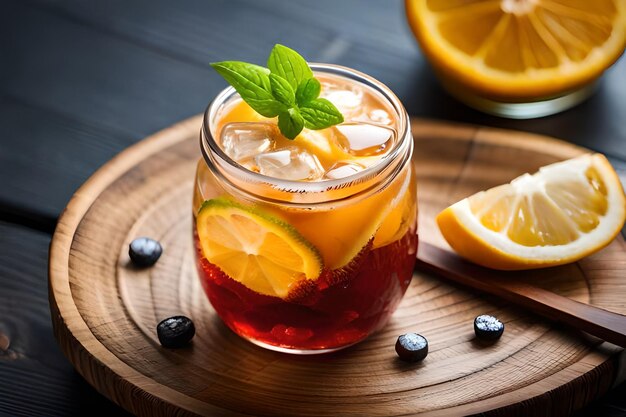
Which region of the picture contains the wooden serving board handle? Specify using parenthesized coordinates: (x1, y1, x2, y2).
(416, 242, 626, 348)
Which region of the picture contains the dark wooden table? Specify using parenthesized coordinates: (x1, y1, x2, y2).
(1, 1, 625, 416)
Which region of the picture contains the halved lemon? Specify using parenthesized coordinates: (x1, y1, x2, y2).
(196, 198, 323, 298)
(405, 0, 626, 99)
(437, 154, 626, 270)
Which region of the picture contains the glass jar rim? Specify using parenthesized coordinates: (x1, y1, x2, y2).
(201, 63, 411, 202)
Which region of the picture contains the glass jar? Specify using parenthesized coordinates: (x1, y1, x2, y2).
(193, 64, 417, 354)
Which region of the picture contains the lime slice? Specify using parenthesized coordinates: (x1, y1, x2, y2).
(196, 198, 323, 298)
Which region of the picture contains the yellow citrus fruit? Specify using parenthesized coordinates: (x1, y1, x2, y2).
(373, 171, 418, 248)
(196, 198, 322, 298)
(405, 0, 626, 99)
(437, 154, 626, 270)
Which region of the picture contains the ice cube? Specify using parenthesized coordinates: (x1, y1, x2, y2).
(255, 148, 324, 181)
(334, 123, 395, 157)
(220, 122, 276, 162)
(238, 159, 259, 173)
(364, 109, 392, 125)
(324, 161, 366, 180)
(320, 83, 363, 118)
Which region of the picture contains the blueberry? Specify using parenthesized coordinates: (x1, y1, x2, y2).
(474, 315, 504, 341)
(395, 333, 428, 362)
(129, 237, 162, 267)
(157, 316, 195, 348)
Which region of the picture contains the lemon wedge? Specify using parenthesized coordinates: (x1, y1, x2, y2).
(437, 154, 626, 269)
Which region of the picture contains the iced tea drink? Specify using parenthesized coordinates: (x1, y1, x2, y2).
(194, 64, 417, 353)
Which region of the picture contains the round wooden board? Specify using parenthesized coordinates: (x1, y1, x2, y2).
(49, 116, 626, 417)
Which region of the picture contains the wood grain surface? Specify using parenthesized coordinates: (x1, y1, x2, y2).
(1, 1, 625, 415)
(416, 242, 626, 348)
(0, 222, 131, 416)
(49, 116, 626, 417)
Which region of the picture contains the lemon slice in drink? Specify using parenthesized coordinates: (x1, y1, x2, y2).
(405, 0, 626, 100)
(437, 154, 626, 270)
(196, 199, 323, 298)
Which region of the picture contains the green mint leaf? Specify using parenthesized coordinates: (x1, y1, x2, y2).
(299, 98, 344, 130)
(267, 44, 313, 91)
(245, 98, 287, 117)
(211, 61, 284, 117)
(269, 73, 296, 106)
(212, 46, 345, 138)
(210, 61, 271, 96)
(295, 77, 321, 105)
(278, 108, 304, 140)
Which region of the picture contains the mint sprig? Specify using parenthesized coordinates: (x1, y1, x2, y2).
(267, 44, 313, 91)
(211, 44, 344, 139)
(300, 98, 345, 130)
